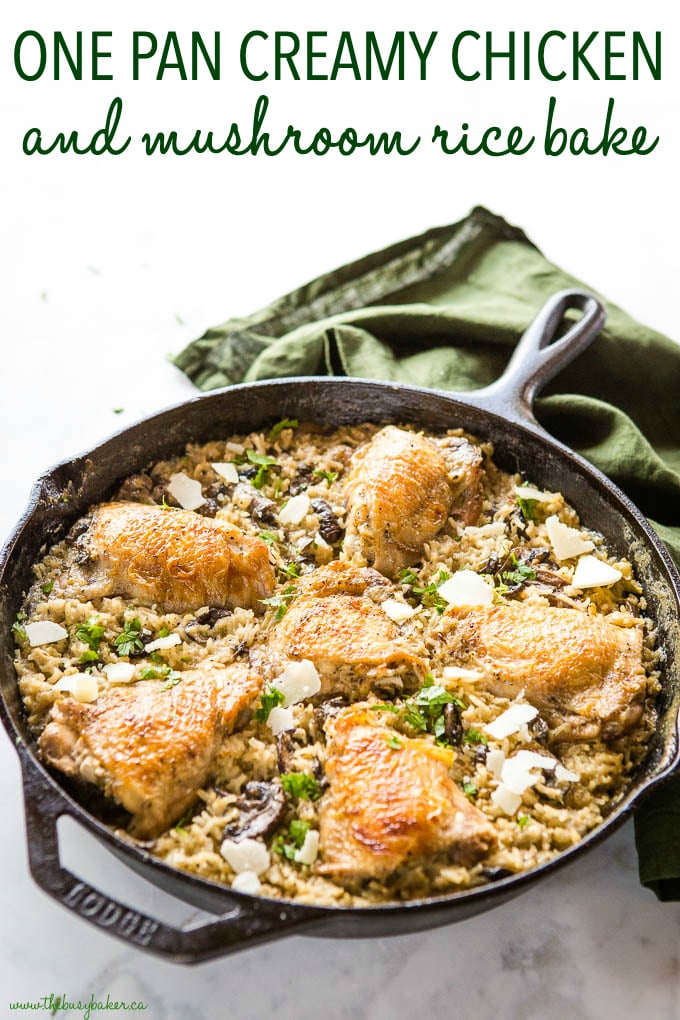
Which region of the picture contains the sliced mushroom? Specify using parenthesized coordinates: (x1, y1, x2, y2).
(443, 702, 463, 746)
(276, 732, 297, 774)
(222, 780, 286, 842)
(311, 698, 348, 740)
(311, 499, 344, 545)
(289, 465, 315, 496)
(233, 483, 277, 523)
(115, 472, 155, 505)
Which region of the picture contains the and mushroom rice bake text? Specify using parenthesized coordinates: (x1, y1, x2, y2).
(13, 421, 660, 905)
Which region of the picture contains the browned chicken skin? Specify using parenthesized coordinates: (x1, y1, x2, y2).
(443, 603, 646, 741)
(72, 501, 275, 614)
(319, 708, 496, 884)
(39, 661, 262, 837)
(270, 564, 427, 699)
(343, 426, 483, 577)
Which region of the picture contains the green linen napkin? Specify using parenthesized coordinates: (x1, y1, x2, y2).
(174, 205, 680, 899)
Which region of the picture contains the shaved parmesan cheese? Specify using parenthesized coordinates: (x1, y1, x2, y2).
(220, 838, 270, 876)
(278, 494, 310, 526)
(267, 706, 295, 735)
(54, 673, 98, 703)
(546, 515, 594, 561)
(514, 485, 555, 503)
(555, 763, 579, 783)
(294, 829, 320, 866)
(381, 599, 418, 624)
(145, 632, 181, 652)
(497, 750, 579, 796)
(25, 621, 68, 647)
(314, 532, 330, 550)
(211, 462, 239, 484)
(485, 703, 538, 740)
(167, 472, 206, 511)
(443, 666, 486, 683)
(273, 660, 321, 706)
(231, 870, 262, 895)
(438, 570, 494, 607)
(491, 786, 522, 816)
(103, 662, 136, 684)
(501, 751, 552, 794)
(486, 748, 506, 778)
(296, 536, 314, 551)
(572, 555, 623, 589)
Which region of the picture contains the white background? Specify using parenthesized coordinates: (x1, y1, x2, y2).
(1, 2, 679, 1017)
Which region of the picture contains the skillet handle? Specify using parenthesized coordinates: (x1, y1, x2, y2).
(465, 289, 606, 428)
(20, 753, 318, 964)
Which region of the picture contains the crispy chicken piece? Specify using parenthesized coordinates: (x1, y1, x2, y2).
(343, 426, 483, 577)
(443, 603, 646, 741)
(70, 501, 275, 614)
(319, 708, 496, 884)
(270, 564, 427, 699)
(39, 661, 262, 838)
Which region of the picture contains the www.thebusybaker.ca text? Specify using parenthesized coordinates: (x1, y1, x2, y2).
(9, 993, 148, 1020)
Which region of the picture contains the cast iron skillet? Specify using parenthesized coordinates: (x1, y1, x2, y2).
(1, 290, 679, 964)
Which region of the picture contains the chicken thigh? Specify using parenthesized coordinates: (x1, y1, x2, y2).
(442, 603, 646, 741)
(39, 660, 262, 837)
(319, 707, 496, 884)
(269, 564, 427, 698)
(343, 426, 483, 577)
(70, 501, 275, 614)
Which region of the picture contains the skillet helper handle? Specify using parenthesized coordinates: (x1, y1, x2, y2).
(20, 755, 315, 963)
(468, 289, 606, 428)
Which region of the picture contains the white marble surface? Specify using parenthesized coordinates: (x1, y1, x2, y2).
(1, 0, 680, 1015)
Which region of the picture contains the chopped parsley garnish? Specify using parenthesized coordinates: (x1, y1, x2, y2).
(253, 684, 285, 722)
(112, 407, 124, 415)
(517, 815, 530, 829)
(260, 585, 297, 621)
(246, 449, 277, 489)
(158, 627, 169, 638)
(259, 530, 279, 546)
(79, 649, 99, 665)
(161, 674, 183, 691)
(312, 469, 338, 485)
(397, 678, 465, 746)
(494, 553, 537, 596)
(500, 553, 536, 587)
(173, 806, 195, 834)
(41, 580, 54, 595)
(76, 616, 106, 652)
(140, 664, 179, 682)
(114, 617, 144, 657)
(12, 612, 27, 641)
(369, 703, 400, 713)
(273, 819, 310, 860)
(516, 486, 538, 521)
(269, 418, 298, 439)
(281, 772, 321, 801)
(279, 561, 301, 579)
(463, 782, 478, 799)
(462, 728, 488, 746)
(387, 734, 402, 750)
(398, 568, 451, 614)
